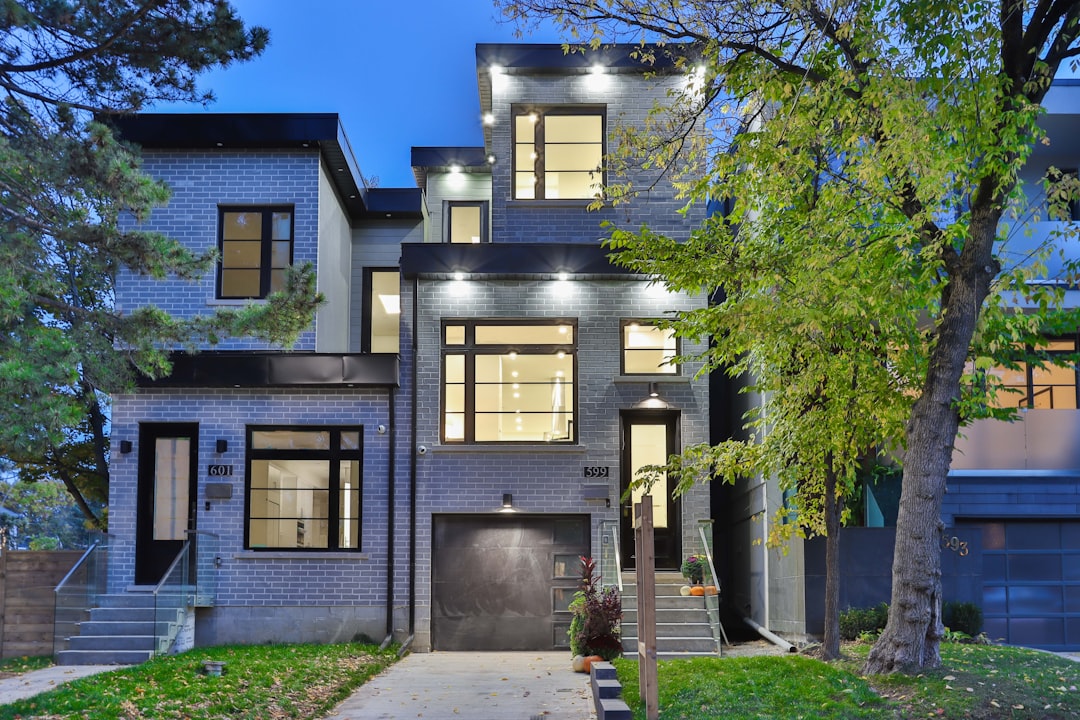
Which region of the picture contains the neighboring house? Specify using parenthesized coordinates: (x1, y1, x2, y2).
(106, 44, 709, 654)
(101, 45, 1080, 656)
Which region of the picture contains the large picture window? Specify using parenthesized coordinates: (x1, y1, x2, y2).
(443, 320, 576, 443)
(218, 206, 293, 299)
(513, 106, 604, 200)
(246, 427, 362, 551)
(977, 337, 1079, 409)
(622, 320, 678, 375)
(363, 268, 400, 353)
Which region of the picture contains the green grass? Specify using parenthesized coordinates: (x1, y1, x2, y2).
(0, 643, 398, 720)
(614, 643, 1080, 720)
(0, 656, 52, 677)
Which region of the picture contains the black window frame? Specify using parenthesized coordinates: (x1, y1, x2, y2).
(512, 105, 606, 201)
(244, 425, 364, 552)
(441, 318, 578, 444)
(620, 319, 680, 376)
(361, 267, 400, 354)
(980, 334, 1080, 409)
(444, 200, 490, 243)
(217, 205, 295, 300)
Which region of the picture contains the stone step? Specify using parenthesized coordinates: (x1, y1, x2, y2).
(621, 622, 715, 640)
(89, 607, 156, 623)
(622, 595, 709, 610)
(68, 634, 156, 651)
(95, 593, 156, 609)
(55, 649, 154, 665)
(77, 620, 171, 636)
(622, 636, 720, 654)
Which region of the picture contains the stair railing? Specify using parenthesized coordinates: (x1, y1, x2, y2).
(697, 519, 729, 653)
(598, 519, 623, 592)
(53, 531, 111, 659)
(152, 530, 219, 657)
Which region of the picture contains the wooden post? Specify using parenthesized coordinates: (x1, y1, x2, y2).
(634, 498, 659, 720)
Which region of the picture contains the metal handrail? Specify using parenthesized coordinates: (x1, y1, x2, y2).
(697, 523, 721, 593)
(612, 523, 623, 593)
(54, 540, 101, 596)
(698, 521, 729, 650)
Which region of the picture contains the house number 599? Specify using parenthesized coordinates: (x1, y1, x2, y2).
(583, 466, 610, 478)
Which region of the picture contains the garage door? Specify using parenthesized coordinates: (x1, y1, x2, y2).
(960, 520, 1080, 651)
(432, 514, 589, 651)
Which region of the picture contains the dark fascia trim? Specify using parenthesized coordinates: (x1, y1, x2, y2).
(411, 146, 489, 191)
(400, 242, 638, 278)
(105, 113, 420, 222)
(137, 351, 399, 388)
(364, 188, 424, 219)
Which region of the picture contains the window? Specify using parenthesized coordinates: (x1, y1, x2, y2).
(1047, 168, 1080, 221)
(218, 206, 293, 299)
(246, 427, 362, 551)
(513, 107, 604, 200)
(622, 320, 678, 375)
(445, 201, 489, 243)
(363, 268, 400, 353)
(978, 338, 1078, 409)
(443, 320, 576, 443)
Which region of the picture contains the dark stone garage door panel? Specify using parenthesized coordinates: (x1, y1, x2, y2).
(960, 520, 1080, 651)
(432, 514, 588, 651)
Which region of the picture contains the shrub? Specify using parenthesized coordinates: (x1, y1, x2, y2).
(839, 602, 889, 641)
(943, 601, 983, 637)
(568, 556, 622, 660)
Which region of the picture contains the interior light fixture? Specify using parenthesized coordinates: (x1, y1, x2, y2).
(378, 293, 401, 315)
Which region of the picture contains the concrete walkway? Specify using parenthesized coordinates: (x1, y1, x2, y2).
(0, 665, 116, 705)
(320, 652, 597, 720)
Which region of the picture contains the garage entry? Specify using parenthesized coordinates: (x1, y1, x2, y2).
(432, 514, 589, 651)
(959, 520, 1080, 651)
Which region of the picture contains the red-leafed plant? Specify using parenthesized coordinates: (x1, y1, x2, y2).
(568, 556, 622, 660)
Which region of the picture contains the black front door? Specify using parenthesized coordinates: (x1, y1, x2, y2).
(620, 412, 680, 569)
(135, 423, 198, 585)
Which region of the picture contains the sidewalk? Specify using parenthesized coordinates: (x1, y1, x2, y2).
(320, 651, 597, 720)
(0, 665, 116, 705)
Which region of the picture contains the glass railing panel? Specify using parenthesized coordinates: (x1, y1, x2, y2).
(191, 531, 219, 607)
(153, 542, 191, 657)
(598, 520, 623, 591)
(53, 531, 109, 659)
(697, 519, 727, 654)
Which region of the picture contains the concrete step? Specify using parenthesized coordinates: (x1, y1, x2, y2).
(622, 595, 709, 610)
(55, 649, 154, 665)
(622, 636, 720, 654)
(623, 607, 710, 623)
(77, 620, 171, 636)
(89, 607, 156, 623)
(622, 622, 715, 640)
(96, 593, 156, 609)
(68, 634, 156, 651)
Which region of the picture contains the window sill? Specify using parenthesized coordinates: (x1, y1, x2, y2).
(233, 551, 369, 560)
(506, 199, 596, 209)
(613, 375, 690, 384)
(207, 298, 268, 307)
(431, 443, 588, 454)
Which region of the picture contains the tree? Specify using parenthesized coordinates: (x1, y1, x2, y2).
(0, 470, 98, 550)
(499, 0, 1080, 672)
(0, 1, 324, 526)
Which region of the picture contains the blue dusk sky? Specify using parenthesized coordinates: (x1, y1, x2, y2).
(154, 0, 567, 188)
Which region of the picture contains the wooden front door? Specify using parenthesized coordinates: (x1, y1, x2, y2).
(135, 423, 198, 585)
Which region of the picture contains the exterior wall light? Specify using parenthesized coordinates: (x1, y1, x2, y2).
(216, 439, 228, 453)
(119, 440, 133, 454)
(500, 493, 515, 512)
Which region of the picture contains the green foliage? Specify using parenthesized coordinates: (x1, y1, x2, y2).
(680, 554, 704, 583)
(568, 556, 622, 660)
(839, 603, 890, 641)
(27, 536, 59, 550)
(0, 1, 324, 522)
(0, 474, 99, 549)
(942, 601, 983, 637)
(500, 0, 1080, 673)
(0, 643, 397, 720)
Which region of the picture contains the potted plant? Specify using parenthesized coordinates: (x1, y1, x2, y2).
(568, 556, 622, 671)
(681, 555, 705, 585)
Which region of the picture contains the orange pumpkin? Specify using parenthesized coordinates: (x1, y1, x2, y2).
(583, 655, 603, 673)
(689, 585, 705, 596)
(704, 585, 718, 596)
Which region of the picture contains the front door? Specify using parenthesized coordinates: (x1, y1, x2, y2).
(135, 423, 198, 585)
(620, 412, 680, 569)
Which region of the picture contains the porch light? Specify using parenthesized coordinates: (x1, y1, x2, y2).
(649, 382, 660, 398)
(501, 493, 515, 512)
(590, 64, 605, 75)
(119, 440, 133, 454)
(490, 64, 504, 76)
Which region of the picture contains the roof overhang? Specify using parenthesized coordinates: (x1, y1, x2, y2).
(400, 241, 640, 279)
(410, 146, 490, 191)
(136, 352, 399, 388)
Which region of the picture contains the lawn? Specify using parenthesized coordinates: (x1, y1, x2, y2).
(614, 642, 1080, 720)
(0, 643, 398, 720)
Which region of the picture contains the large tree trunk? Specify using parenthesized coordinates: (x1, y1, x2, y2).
(823, 469, 841, 660)
(864, 210, 1000, 673)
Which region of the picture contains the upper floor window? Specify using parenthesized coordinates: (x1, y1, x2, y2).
(363, 268, 400, 353)
(218, 206, 293, 299)
(246, 427, 362, 551)
(443, 320, 576, 443)
(1047, 167, 1080, 221)
(979, 337, 1078, 409)
(513, 106, 604, 200)
(622, 320, 678, 375)
(446, 201, 489, 243)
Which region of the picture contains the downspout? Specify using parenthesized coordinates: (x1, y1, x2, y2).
(408, 275, 419, 637)
(384, 386, 396, 640)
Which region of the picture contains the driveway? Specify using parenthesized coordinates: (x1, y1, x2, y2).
(320, 651, 596, 720)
